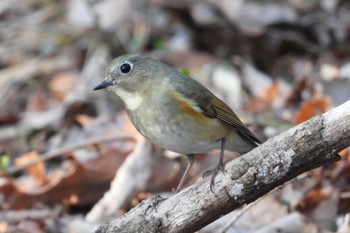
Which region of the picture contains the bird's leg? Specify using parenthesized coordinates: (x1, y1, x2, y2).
(174, 154, 195, 193)
(147, 154, 195, 213)
(205, 138, 226, 192)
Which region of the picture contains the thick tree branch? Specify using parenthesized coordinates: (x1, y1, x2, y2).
(95, 100, 350, 233)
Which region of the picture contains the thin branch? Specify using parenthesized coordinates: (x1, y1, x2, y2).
(218, 196, 262, 233)
(2, 134, 134, 176)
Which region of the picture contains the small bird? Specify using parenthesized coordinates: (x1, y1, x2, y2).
(93, 54, 260, 192)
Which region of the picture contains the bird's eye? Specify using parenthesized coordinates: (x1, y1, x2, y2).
(120, 62, 132, 74)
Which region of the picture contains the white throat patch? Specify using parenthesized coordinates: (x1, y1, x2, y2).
(114, 88, 143, 111)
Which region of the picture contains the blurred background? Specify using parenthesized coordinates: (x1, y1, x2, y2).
(0, 0, 350, 232)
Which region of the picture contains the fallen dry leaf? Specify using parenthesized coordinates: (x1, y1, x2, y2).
(244, 81, 280, 113)
(75, 114, 94, 127)
(14, 151, 49, 187)
(25, 90, 49, 113)
(48, 71, 79, 101)
(295, 186, 329, 213)
(294, 96, 331, 124)
(3, 151, 129, 209)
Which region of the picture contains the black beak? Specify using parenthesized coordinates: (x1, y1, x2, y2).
(93, 81, 113, 91)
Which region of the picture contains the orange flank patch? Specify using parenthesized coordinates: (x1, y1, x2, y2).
(172, 92, 205, 121)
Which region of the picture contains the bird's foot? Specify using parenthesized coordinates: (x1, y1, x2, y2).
(145, 194, 167, 214)
(203, 162, 227, 192)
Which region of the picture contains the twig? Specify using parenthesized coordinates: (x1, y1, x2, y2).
(86, 137, 153, 222)
(219, 197, 262, 233)
(2, 134, 134, 176)
(218, 176, 304, 233)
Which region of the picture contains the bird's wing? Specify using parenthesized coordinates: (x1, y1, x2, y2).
(194, 96, 261, 145)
